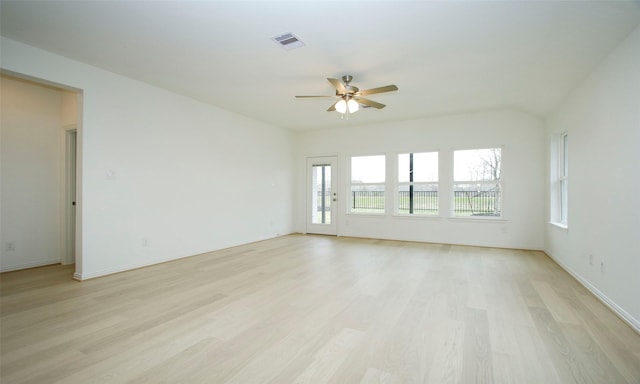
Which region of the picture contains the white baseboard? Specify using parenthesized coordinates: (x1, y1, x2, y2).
(73, 233, 292, 281)
(73, 255, 190, 281)
(0, 259, 60, 273)
(545, 249, 640, 334)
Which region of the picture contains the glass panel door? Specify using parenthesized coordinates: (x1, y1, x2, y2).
(311, 164, 332, 224)
(307, 157, 337, 235)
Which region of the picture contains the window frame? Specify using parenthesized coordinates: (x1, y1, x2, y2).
(395, 151, 439, 216)
(451, 147, 503, 219)
(348, 154, 386, 215)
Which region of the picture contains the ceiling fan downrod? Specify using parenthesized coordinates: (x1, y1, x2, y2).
(342, 75, 359, 94)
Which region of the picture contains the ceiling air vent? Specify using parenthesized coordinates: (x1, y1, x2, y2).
(271, 32, 305, 51)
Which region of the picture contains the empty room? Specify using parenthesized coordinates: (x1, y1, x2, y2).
(1, 1, 639, 383)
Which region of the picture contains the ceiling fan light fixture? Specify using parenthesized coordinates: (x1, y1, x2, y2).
(347, 99, 359, 113)
(336, 97, 359, 115)
(335, 99, 347, 114)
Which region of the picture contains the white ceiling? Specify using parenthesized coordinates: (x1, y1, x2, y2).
(2, 1, 639, 131)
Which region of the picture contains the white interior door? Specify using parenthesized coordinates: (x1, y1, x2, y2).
(306, 156, 337, 235)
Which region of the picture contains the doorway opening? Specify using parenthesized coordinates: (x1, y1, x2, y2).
(0, 70, 82, 278)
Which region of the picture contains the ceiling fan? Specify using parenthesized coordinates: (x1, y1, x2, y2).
(295, 75, 398, 115)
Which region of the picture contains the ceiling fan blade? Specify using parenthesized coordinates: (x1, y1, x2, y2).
(358, 84, 398, 96)
(327, 101, 339, 112)
(356, 97, 386, 109)
(295, 95, 335, 98)
(327, 78, 347, 93)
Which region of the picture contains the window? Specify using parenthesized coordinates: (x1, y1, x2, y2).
(453, 148, 502, 217)
(397, 152, 438, 215)
(350, 155, 385, 214)
(558, 133, 569, 225)
(559, 133, 569, 224)
(550, 133, 568, 226)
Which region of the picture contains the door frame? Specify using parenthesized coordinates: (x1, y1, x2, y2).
(306, 156, 338, 235)
(5, 70, 83, 277)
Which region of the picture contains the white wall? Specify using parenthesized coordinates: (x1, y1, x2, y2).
(1, 76, 64, 271)
(294, 109, 545, 250)
(61, 89, 79, 128)
(1, 37, 294, 279)
(546, 26, 640, 331)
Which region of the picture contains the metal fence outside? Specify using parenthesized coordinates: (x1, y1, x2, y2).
(452, 190, 500, 215)
(397, 190, 438, 213)
(345, 190, 500, 215)
(350, 191, 385, 211)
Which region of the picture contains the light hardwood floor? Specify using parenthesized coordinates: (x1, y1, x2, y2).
(1, 234, 639, 383)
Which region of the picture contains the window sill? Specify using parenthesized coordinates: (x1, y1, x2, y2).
(549, 221, 568, 230)
(448, 216, 507, 223)
(393, 214, 442, 220)
(346, 212, 386, 218)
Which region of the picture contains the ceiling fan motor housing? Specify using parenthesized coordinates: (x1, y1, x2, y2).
(338, 86, 359, 97)
(345, 85, 359, 95)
